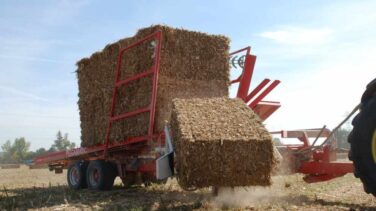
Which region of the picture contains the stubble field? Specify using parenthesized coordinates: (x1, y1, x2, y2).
(1, 165, 376, 210)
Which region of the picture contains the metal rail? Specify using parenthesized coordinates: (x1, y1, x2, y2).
(320, 104, 360, 147)
(104, 30, 162, 157)
(229, 47, 280, 120)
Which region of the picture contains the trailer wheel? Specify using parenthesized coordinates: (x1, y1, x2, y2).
(86, 160, 116, 190)
(67, 161, 88, 190)
(348, 80, 376, 196)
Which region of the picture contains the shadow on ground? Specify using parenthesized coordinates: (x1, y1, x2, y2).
(0, 185, 208, 210)
(277, 194, 376, 210)
(1, 185, 376, 210)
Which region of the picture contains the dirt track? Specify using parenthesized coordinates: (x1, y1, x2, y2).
(0, 165, 375, 210)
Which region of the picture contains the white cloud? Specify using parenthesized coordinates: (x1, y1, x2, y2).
(263, 41, 376, 134)
(254, 2, 376, 137)
(259, 27, 333, 45)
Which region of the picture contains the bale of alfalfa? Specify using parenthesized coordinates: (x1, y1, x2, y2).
(77, 25, 230, 147)
(170, 97, 275, 188)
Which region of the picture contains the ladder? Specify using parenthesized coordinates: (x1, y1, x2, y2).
(104, 31, 162, 157)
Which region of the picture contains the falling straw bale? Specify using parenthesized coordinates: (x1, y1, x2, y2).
(170, 97, 275, 188)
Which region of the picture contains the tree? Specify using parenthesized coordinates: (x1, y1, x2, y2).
(1, 138, 30, 163)
(13, 137, 30, 161)
(25, 147, 48, 160)
(49, 131, 76, 152)
(273, 137, 283, 146)
(335, 128, 351, 149)
(1, 140, 15, 162)
(35, 147, 47, 155)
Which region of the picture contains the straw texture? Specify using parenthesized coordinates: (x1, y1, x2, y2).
(170, 97, 275, 188)
(76, 25, 230, 146)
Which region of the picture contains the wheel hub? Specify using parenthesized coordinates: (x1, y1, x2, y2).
(69, 167, 80, 186)
(89, 168, 100, 186)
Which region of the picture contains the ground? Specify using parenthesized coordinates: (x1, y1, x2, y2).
(1, 165, 376, 210)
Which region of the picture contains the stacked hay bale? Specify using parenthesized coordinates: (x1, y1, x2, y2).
(77, 25, 230, 146)
(170, 97, 275, 188)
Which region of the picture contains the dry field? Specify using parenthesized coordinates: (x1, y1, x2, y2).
(1, 165, 376, 210)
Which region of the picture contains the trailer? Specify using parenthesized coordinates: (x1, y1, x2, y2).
(34, 30, 354, 191)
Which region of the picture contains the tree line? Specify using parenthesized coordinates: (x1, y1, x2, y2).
(0, 131, 76, 164)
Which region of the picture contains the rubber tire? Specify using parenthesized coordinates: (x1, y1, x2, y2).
(86, 160, 117, 191)
(67, 160, 88, 190)
(348, 83, 376, 196)
(361, 78, 376, 103)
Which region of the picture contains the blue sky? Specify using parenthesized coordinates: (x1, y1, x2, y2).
(0, 0, 375, 150)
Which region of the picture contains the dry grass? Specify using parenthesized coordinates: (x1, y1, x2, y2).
(1, 165, 376, 210)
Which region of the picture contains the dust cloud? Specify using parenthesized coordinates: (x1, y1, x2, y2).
(212, 176, 288, 209)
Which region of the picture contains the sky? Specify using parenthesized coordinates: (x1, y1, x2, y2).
(0, 0, 375, 150)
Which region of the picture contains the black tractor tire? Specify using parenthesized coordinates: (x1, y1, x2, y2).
(348, 78, 376, 196)
(361, 78, 376, 103)
(67, 160, 88, 190)
(86, 160, 117, 191)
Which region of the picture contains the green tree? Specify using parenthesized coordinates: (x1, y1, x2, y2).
(1, 140, 15, 162)
(13, 137, 30, 161)
(335, 128, 351, 149)
(1, 138, 30, 163)
(50, 131, 76, 152)
(273, 137, 283, 146)
(25, 147, 47, 160)
(35, 147, 47, 155)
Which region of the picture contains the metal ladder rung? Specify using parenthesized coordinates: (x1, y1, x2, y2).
(115, 69, 154, 87)
(110, 106, 151, 122)
(104, 30, 162, 157)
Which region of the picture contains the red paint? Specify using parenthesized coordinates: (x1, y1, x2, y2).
(104, 30, 162, 157)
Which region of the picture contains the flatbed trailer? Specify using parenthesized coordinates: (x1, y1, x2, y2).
(34, 30, 353, 191)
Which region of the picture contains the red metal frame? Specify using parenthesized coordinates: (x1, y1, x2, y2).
(34, 37, 353, 186)
(272, 129, 353, 183)
(253, 101, 281, 120)
(35, 44, 282, 177)
(34, 31, 163, 175)
(229, 47, 280, 120)
(103, 30, 162, 157)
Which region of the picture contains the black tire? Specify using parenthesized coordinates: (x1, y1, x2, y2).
(86, 160, 117, 190)
(361, 78, 376, 103)
(67, 160, 88, 190)
(348, 79, 376, 196)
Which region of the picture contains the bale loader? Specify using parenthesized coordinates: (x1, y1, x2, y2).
(33, 30, 376, 196)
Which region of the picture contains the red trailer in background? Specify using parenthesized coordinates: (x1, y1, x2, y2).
(34, 31, 353, 191)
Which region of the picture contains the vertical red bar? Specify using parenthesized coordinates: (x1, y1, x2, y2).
(103, 31, 162, 158)
(104, 49, 126, 157)
(236, 55, 256, 100)
(148, 31, 162, 137)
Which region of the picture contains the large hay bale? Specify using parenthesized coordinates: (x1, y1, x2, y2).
(170, 97, 275, 188)
(77, 25, 230, 146)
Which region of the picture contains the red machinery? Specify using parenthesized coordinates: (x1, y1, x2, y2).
(230, 47, 353, 183)
(33, 31, 353, 190)
(271, 128, 353, 183)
